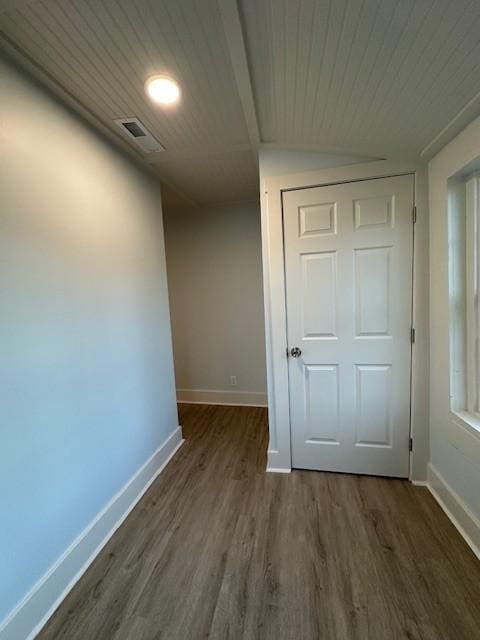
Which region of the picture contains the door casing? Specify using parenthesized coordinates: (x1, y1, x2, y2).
(260, 159, 429, 481)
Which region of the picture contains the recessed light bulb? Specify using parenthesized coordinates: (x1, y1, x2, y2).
(145, 75, 180, 106)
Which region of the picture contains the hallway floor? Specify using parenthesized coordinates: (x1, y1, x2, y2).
(40, 404, 480, 640)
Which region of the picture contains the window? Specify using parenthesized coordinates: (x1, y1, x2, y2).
(449, 173, 480, 429)
(465, 177, 480, 414)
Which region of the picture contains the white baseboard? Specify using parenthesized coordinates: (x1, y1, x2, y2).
(177, 388, 267, 407)
(427, 463, 480, 561)
(266, 449, 291, 473)
(0, 427, 184, 640)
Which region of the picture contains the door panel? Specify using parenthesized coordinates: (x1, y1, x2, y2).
(304, 364, 340, 443)
(354, 246, 391, 337)
(283, 175, 414, 477)
(355, 364, 392, 447)
(301, 252, 337, 338)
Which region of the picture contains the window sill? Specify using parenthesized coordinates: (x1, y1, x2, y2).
(451, 410, 480, 440)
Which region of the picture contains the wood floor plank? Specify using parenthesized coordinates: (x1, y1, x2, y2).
(38, 404, 480, 640)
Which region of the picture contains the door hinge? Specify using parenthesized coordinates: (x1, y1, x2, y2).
(410, 327, 416, 344)
(409, 437, 413, 452)
(412, 205, 417, 224)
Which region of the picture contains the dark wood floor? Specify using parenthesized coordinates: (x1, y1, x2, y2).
(39, 404, 480, 640)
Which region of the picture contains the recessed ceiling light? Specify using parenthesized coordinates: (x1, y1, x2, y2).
(145, 75, 181, 106)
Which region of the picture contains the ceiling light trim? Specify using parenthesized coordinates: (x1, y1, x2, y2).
(145, 74, 181, 106)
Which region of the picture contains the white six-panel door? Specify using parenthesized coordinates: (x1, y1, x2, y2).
(283, 175, 414, 477)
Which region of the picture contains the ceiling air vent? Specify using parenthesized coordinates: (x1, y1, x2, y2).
(114, 117, 165, 154)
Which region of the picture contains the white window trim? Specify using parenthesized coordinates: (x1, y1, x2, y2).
(452, 410, 480, 437)
(450, 175, 480, 438)
(465, 176, 480, 415)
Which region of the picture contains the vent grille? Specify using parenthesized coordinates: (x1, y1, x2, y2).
(114, 117, 165, 154)
(121, 120, 146, 138)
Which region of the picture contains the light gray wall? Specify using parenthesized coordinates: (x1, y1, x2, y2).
(429, 115, 480, 522)
(0, 56, 178, 623)
(163, 202, 266, 398)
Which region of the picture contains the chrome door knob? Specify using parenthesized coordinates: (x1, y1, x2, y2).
(290, 347, 302, 358)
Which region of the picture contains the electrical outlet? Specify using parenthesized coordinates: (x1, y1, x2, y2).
(230, 375, 237, 387)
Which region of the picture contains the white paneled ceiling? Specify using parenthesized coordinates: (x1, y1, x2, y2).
(2, 0, 480, 205)
(240, 0, 480, 158)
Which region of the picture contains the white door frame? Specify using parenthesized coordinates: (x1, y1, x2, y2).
(260, 160, 429, 481)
